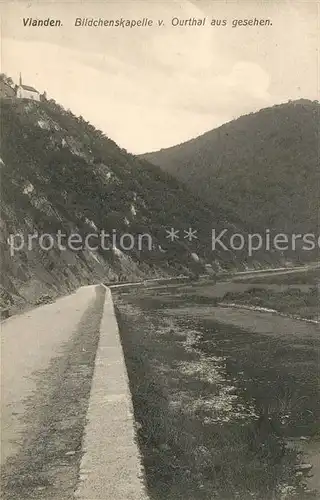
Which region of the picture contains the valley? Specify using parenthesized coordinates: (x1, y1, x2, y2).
(0, 75, 318, 500)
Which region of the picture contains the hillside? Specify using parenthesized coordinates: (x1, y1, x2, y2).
(0, 97, 269, 311)
(142, 100, 320, 234)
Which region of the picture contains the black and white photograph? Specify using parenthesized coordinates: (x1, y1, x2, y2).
(0, 1, 319, 499)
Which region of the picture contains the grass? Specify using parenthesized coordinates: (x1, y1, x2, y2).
(236, 269, 320, 286)
(222, 286, 319, 320)
(115, 290, 319, 500)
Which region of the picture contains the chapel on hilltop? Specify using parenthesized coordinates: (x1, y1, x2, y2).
(16, 73, 40, 101)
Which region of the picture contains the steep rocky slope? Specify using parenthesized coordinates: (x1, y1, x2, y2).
(0, 97, 268, 311)
(142, 100, 319, 234)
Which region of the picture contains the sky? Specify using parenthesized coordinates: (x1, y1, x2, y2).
(1, 0, 319, 153)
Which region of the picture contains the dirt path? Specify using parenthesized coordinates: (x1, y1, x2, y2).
(1, 285, 105, 500)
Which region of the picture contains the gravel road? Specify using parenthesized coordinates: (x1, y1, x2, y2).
(1, 285, 105, 500)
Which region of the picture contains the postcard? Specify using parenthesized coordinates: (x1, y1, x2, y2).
(0, 1, 319, 499)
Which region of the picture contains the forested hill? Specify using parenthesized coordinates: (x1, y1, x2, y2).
(142, 100, 319, 234)
(1, 96, 265, 310)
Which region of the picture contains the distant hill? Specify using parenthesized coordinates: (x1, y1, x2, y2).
(142, 100, 320, 234)
(1, 96, 272, 310)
